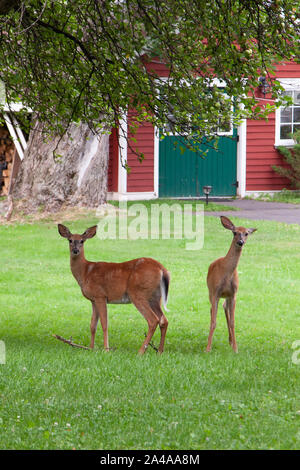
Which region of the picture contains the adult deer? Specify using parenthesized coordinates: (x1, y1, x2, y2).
(206, 216, 257, 352)
(58, 224, 170, 354)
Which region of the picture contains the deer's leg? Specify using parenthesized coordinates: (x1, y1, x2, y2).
(227, 296, 238, 353)
(150, 299, 168, 354)
(158, 313, 168, 354)
(206, 296, 219, 352)
(94, 298, 109, 351)
(130, 295, 159, 355)
(223, 299, 233, 346)
(89, 302, 99, 349)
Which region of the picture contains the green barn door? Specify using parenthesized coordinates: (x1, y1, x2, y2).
(159, 130, 238, 197)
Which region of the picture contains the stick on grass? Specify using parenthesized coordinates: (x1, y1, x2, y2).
(52, 334, 91, 350)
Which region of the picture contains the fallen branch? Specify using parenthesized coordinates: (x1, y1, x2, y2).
(144, 332, 158, 352)
(52, 334, 91, 350)
(53, 333, 157, 352)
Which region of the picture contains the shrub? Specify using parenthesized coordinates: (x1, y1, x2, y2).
(272, 130, 300, 188)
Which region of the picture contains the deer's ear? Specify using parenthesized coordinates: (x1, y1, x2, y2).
(248, 228, 257, 235)
(220, 216, 235, 232)
(82, 225, 97, 240)
(58, 224, 72, 239)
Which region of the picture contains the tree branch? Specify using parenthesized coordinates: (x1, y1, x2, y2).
(35, 17, 97, 66)
(52, 334, 92, 350)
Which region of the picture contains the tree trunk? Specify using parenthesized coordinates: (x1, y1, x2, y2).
(13, 120, 109, 211)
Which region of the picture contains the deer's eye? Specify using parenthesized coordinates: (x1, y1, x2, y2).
(245, 233, 248, 236)
(69, 239, 72, 243)
(233, 232, 237, 236)
(80, 240, 84, 244)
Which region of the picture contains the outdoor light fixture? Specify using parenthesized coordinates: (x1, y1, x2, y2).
(203, 185, 212, 205)
(258, 76, 271, 97)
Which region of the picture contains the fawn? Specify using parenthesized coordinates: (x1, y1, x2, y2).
(206, 216, 257, 352)
(58, 224, 170, 354)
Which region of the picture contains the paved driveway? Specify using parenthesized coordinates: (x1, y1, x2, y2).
(206, 199, 300, 225)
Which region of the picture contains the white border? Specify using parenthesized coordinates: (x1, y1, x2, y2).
(275, 78, 300, 147)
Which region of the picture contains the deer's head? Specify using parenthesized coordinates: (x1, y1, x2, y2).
(58, 224, 97, 257)
(220, 216, 257, 248)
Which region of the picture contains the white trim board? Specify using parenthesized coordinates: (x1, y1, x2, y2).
(154, 126, 159, 197)
(3, 112, 27, 161)
(275, 78, 300, 147)
(107, 191, 157, 201)
(245, 190, 282, 198)
(236, 119, 247, 198)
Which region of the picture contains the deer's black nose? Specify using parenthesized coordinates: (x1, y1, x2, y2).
(237, 240, 244, 246)
(72, 249, 79, 255)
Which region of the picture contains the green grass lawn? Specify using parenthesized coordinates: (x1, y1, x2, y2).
(108, 198, 240, 212)
(1, 204, 300, 450)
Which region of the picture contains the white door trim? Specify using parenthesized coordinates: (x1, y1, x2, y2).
(236, 118, 247, 198)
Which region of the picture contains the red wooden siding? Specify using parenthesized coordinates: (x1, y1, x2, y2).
(107, 59, 300, 195)
(144, 59, 169, 78)
(126, 111, 155, 193)
(125, 59, 166, 193)
(246, 113, 290, 190)
(246, 61, 299, 191)
(275, 60, 300, 78)
(107, 128, 119, 192)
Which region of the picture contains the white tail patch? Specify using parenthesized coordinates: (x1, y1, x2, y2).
(161, 274, 169, 312)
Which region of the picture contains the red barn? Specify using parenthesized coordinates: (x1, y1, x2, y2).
(107, 60, 300, 200)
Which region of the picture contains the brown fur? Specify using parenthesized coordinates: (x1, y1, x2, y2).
(206, 216, 257, 352)
(58, 224, 170, 354)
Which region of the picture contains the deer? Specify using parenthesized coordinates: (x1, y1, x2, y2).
(58, 224, 170, 354)
(206, 216, 257, 353)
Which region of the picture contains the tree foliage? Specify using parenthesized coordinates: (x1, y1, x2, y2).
(0, 0, 299, 150)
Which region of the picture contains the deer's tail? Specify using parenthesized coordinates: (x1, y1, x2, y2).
(160, 270, 170, 312)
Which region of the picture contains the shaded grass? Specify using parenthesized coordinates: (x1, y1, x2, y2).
(0, 211, 300, 449)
